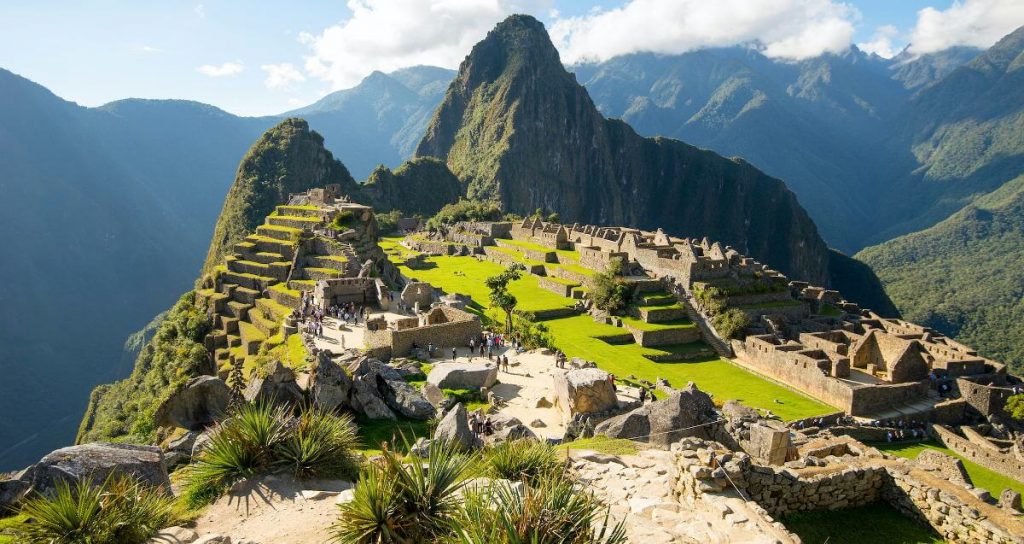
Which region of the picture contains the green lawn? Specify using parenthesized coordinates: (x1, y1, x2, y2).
(783, 503, 942, 544)
(620, 316, 696, 331)
(878, 441, 1024, 496)
(542, 315, 835, 420)
(398, 254, 574, 314)
(0, 513, 27, 544)
(556, 436, 639, 456)
(356, 417, 433, 456)
(384, 242, 834, 421)
(497, 237, 580, 262)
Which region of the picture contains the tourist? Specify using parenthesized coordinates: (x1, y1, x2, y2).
(638, 387, 647, 404)
(483, 417, 493, 436)
(608, 373, 617, 392)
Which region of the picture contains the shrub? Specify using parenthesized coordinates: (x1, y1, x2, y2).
(590, 258, 631, 315)
(453, 477, 626, 544)
(332, 440, 477, 543)
(15, 475, 175, 544)
(426, 199, 503, 230)
(485, 440, 562, 485)
(374, 210, 403, 235)
(712, 308, 751, 340)
(1007, 394, 1024, 421)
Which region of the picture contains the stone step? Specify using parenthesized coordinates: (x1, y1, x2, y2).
(248, 251, 288, 265)
(302, 267, 344, 281)
(255, 297, 291, 322)
(639, 306, 687, 323)
(196, 289, 229, 314)
(256, 224, 302, 242)
(275, 204, 324, 218)
(269, 283, 301, 309)
(238, 321, 267, 356)
(207, 332, 227, 350)
(214, 348, 231, 363)
(639, 292, 677, 306)
(220, 270, 275, 291)
(246, 235, 297, 260)
(267, 215, 321, 230)
(227, 334, 241, 348)
(221, 316, 240, 336)
(305, 254, 349, 271)
(231, 285, 260, 305)
(227, 258, 290, 281)
(249, 306, 280, 338)
(289, 279, 316, 292)
(225, 300, 252, 320)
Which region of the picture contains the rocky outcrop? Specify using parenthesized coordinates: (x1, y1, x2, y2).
(0, 442, 173, 509)
(427, 362, 498, 390)
(552, 368, 617, 417)
(308, 357, 353, 411)
(378, 378, 436, 420)
(350, 377, 396, 420)
(433, 403, 479, 450)
(244, 361, 304, 407)
(595, 383, 717, 447)
(155, 375, 230, 430)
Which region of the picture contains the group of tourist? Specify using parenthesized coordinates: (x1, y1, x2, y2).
(468, 411, 493, 438)
(553, 350, 569, 368)
(328, 301, 366, 326)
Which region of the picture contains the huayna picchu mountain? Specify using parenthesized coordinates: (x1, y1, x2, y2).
(415, 15, 872, 295)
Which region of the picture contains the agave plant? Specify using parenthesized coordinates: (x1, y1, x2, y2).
(484, 439, 562, 485)
(16, 474, 175, 544)
(274, 406, 361, 480)
(452, 478, 627, 544)
(332, 439, 477, 543)
(183, 401, 289, 508)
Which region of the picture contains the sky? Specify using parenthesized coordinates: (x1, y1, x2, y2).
(1, 0, 1023, 116)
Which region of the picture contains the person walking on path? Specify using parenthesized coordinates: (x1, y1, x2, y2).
(452, 347, 457, 360)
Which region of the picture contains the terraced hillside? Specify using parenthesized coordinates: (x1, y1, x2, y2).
(198, 201, 377, 379)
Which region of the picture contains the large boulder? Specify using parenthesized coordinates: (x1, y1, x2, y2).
(427, 362, 498, 390)
(377, 377, 436, 420)
(0, 469, 32, 512)
(154, 375, 230, 430)
(28, 443, 171, 496)
(350, 377, 396, 420)
(309, 357, 353, 411)
(552, 368, 617, 417)
(244, 361, 304, 407)
(433, 403, 480, 450)
(595, 383, 717, 447)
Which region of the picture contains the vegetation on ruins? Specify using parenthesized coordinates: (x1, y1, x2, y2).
(486, 263, 526, 333)
(589, 258, 631, 315)
(77, 291, 211, 444)
(183, 402, 361, 509)
(13, 474, 176, 544)
(425, 199, 504, 231)
(1006, 394, 1024, 421)
(712, 308, 751, 340)
(374, 210, 404, 235)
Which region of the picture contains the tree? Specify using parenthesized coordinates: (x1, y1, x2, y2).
(1006, 394, 1024, 421)
(712, 308, 751, 340)
(590, 258, 632, 315)
(487, 264, 525, 333)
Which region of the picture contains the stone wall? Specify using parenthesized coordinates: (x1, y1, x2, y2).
(364, 307, 482, 358)
(957, 379, 1014, 417)
(933, 425, 1024, 484)
(577, 246, 628, 273)
(625, 324, 701, 347)
(537, 276, 579, 297)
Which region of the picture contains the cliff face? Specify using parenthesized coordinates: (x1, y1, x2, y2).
(202, 118, 360, 274)
(416, 15, 830, 284)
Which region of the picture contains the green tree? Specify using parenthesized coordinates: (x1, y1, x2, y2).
(487, 264, 526, 333)
(1006, 394, 1024, 421)
(590, 258, 631, 315)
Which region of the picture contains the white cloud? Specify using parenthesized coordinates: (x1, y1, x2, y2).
(194, 4, 205, 19)
(908, 0, 1024, 55)
(262, 63, 306, 90)
(857, 24, 900, 58)
(299, 0, 549, 90)
(549, 0, 858, 63)
(196, 61, 244, 77)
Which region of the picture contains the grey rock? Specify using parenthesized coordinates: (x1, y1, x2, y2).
(433, 403, 480, 450)
(191, 432, 213, 458)
(427, 362, 498, 390)
(423, 382, 446, 406)
(378, 376, 436, 420)
(164, 451, 190, 472)
(595, 382, 716, 447)
(167, 430, 200, 453)
(1001, 489, 1022, 512)
(309, 357, 353, 411)
(352, 358, 403, 382)
(148, 526, 199, 543)
(0, 467, 32, 511)
(350, 377, 396, 420)
(244, 361, 304, 407)
(553, 368, 616, 416)
(154, 376, 230, 430)
(29, 443, 171, 495)
(490, 423, 538, 444)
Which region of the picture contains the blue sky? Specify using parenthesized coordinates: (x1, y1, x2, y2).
(1, 0, 1022, 116)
